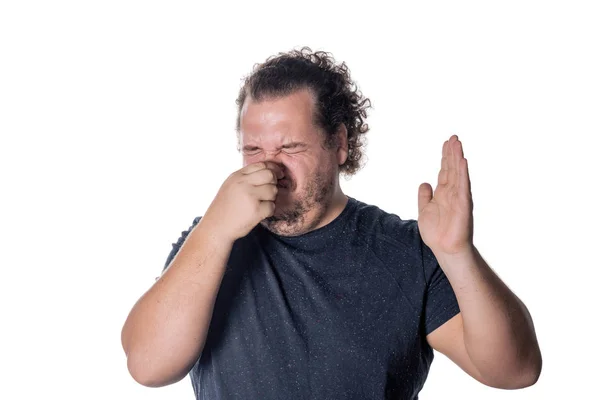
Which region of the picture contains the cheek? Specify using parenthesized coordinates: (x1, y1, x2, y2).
(284, 158, 318, 189)
(281, 157, 304, 177)
(243, 155, 260, 167)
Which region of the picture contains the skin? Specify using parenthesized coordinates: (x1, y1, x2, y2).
(238, 88, 349, 236)
(420, 136, 542, 388)
(122, 85, 541, 389)
(240, 89, 542, 389)
(121, 161, 286, 386)
(120, 89, 347, 387)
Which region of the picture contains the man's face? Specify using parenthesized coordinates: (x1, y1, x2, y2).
(239, 89, 339, 236)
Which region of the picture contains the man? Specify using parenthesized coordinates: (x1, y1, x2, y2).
(121, 47, 542, 399)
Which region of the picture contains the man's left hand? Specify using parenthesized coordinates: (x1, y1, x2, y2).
(417, 135, 474, 258)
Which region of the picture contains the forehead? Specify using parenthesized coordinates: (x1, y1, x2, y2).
(239, 89, 319, 145)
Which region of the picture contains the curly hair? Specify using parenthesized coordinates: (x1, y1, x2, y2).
(235, 46, 372, 177)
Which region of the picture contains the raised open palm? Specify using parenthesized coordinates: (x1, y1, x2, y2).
(417, 135, 474, 256)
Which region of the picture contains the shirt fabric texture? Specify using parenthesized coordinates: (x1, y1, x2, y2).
(161, 196, 461, 400)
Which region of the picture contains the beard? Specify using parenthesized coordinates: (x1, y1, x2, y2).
(261, 166, 335, 236)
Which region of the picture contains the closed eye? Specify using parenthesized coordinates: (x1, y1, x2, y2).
(281, 142, 307, 154)
(242, 142, 308, 155)
(282, 148, 304, 154)
(242, 146, 262, 155)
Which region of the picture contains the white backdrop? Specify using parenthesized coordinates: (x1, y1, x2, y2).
(1, 1, 598, 399)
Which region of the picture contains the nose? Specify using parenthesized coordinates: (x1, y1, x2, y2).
(260, 152, 286, 177)
(261, 150, 281, 165)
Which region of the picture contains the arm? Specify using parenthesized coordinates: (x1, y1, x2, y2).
(121, 161, 282, 387)
(417, 135, 541, 388)
(121, 219, 233, 387)
(426, 246, 542, 388)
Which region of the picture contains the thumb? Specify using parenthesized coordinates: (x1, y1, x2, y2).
(418, 183, 433, 214)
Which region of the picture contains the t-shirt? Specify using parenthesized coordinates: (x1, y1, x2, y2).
(161, 196, 460, 400)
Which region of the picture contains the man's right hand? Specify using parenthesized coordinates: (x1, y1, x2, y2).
(123, 163, 283, 387)
(202, 161, 284, 242)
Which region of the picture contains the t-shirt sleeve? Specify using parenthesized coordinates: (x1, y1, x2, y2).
(419, 226, 461, 335)
(156, 216, 202, 280)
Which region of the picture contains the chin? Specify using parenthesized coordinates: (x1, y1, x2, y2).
(262, 219, 306, 237)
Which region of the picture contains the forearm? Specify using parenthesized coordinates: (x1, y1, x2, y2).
(121, 219, 233, 387)
(436, 246, 542, 387)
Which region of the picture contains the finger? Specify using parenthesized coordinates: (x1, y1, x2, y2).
(240, 161, 284, 179)
(246, 168, 278, 185)
(441, 140, 449, 171)
(447, 135, 459, 189)
(453, 137, 466, 189)
(437, 167, 448, 186)
(438, 138, 451, 187)
(241, 161, 269, 175)
(418, 182, 433, 214)
(253, 183, 278, 201)
(459, 158, 472, 204)
(264, 161, 285, 180)
(258, 200, 276, 219)
(454, 136, 464, 161)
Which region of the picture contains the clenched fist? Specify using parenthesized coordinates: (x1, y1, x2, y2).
(201, 161, 284, 242)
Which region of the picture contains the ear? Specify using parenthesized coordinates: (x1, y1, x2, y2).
(335, 124, 349, 166)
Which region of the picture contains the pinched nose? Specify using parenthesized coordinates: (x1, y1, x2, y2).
(262, 161, 286, 180)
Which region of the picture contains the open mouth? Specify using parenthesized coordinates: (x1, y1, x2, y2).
(277, 179, 290, 189)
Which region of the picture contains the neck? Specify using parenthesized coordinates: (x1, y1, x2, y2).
(311, 185, 348, 231)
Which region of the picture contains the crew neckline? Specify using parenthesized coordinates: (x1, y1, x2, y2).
(258, 196, 358, 249)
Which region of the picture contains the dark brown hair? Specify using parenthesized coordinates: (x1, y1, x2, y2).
(235, 47, 372, 176)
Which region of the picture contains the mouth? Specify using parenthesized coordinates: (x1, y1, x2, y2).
(277, 179, 291, 189)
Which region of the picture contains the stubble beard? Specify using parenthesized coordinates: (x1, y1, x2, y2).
(261, 167, 335, 237)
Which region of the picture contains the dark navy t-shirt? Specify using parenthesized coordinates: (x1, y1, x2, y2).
(161, 196, 460, 400)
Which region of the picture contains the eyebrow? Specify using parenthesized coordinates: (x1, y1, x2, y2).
(242, 142, 308, 151)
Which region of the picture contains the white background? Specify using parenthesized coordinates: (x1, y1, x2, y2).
(1, 1, 598, 399)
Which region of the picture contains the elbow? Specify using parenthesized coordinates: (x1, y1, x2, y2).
(126, 354, 178, 388)
(488, 350, 543, 389)
(502, 364, 541, 389)
(513, 343, 543, 389)
(125, 348, 191, 388)
(126, 353, 160, 387)
(122, 331, 159, 386)
(121, 321, 171, 387)
(516, 351, 542, 389)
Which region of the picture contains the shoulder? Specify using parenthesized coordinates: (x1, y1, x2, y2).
(348, 198, 433, 307)
(350, 197, 423, 260)
(352, 199, 447, 284)
(158, 215, 204, 278)
(164, 216, 203, 262)
(191, 216, 202, 226)
(176, 216, 203, 241)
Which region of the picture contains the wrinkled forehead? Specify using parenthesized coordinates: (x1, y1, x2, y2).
(239, 90, 319, 146)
